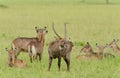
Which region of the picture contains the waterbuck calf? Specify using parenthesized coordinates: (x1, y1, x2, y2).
(6, 48, 27, 68)
(12, 27, 47, 58)
(109, 39, 120, 53)
(48, 23, 73, 71)
(28, 28, 48, 62)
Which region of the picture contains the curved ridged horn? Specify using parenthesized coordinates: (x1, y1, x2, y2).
(52, 22, 62, 39)
(64, 23, 67, 39)
(64, 23, 69, 40)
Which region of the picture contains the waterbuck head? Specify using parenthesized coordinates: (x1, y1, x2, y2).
(35, 26, 48, 41)
(80, 42, 94, 54)
(109, 39, 120, 52)
(96, 43, 108, 54)
(5, 48, 16, 66)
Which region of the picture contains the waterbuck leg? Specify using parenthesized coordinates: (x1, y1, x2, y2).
(29, 55, 33, 63)
(33, 55, 37, 61)
(64, 58, 70, 71)
(14, 49, 21, 59)
(58, 57, 61, 71)
(38, 54, 42, 62)
(48, 57, 53, 71)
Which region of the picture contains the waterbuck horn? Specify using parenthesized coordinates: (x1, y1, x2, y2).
(52, 22, 62, 39)
(64, 23, 69, 40)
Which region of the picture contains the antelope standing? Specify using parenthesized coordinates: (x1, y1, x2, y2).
(12, 27, 47, 58)
(5, 48, 27, 68)
(28, 28, 48, 62)
(48, 23, 73, 71)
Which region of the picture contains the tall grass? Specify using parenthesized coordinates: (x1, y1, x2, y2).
(0, 0, 120, 78)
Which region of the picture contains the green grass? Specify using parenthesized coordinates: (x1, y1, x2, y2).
(1, 0, 120, 78)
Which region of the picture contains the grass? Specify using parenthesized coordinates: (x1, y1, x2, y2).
(1, 0, 120, 78)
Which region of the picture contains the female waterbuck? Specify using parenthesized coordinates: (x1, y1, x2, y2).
(28, 27, 48, 62)
(12, 27, 48, 58)
(109, 39, 120, 53)
(6, 48, 27, 68)
(76, 43, 114, 60)
(48, 23, 73, 71)
(80, 42, 94, 55)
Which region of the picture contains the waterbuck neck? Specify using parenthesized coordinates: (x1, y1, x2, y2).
(37, 34, 45, 46)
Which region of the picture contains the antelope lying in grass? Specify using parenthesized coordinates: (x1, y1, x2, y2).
(96, 44, 115, 58)
(28, 27, 48, 62)
(48, 23, 73, 71)
(6, 48, 27, 68)
(76, 43, 115, 60)
(109, 39, 120, 53)
(80, 42, 94, 55)
(12, 27, 47, 59)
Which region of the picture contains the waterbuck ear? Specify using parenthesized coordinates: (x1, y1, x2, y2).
(116, 39, 119, 42)
(113, 39, 115, 41)
(44, 27, 47, 29)
(35, 27, 38, 30)
(105, 44, 108, 48)
(5, 48, 9, 52)
(96, 43, 99, 47)
(68, 37, 71, 41)
(86, 42, 89, 45)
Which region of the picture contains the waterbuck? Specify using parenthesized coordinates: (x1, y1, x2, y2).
(76, 43, 114, 60)
(48, 23, 73, 71)
(5, 48, 27, 68)
(109, 39, 120, 53)
(28, 28, 48, 62)
(80, 42, 94, 55)
(12, 27, 48, 58)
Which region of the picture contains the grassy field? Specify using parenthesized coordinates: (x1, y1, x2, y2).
(1, 0, 120, 78)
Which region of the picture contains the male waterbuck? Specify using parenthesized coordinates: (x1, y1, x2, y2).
(28, 27, 48, 62)
(48, 23, 73, 71)
(12, 27, 48, 58)
(6, 48, 27, 68)
(109, 39, 120, 53)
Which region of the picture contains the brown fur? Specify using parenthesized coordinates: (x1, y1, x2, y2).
(12, 27, 47, 58)
(80, 42, 94, 54)
(48, 23, 73, 71)
(77, 43, 115, 60)
(109, 39, 120, 53)
(28, 28, 48, 62)
(6, 48, 27, 68)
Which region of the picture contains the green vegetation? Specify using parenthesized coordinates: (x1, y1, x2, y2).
(0, 0, 120, 78)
